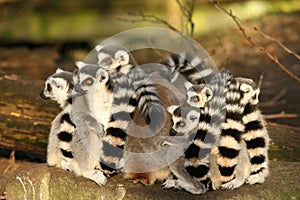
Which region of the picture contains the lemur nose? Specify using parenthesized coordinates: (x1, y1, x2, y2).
(169, 128, 177, 136)
(40, 91, 47, 99)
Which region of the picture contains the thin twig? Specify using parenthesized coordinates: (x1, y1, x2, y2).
(253, 26, 300, 61)
(260, 89, 287, 107)
(176, 0, 195, 37)
(257, 73, 264, 89)
(3, 150, 16, 175)
(264, 111, 298, 119)
(210, 0, 300, 83)
(119, 12, 179, 32)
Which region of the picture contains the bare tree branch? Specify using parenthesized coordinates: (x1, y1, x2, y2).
(253, 26, 300, 61)
(210, 0, 300, 83)
(264, 111, 298, 119)
(176, 0, 195, 37)
(260, 89, 286, 107)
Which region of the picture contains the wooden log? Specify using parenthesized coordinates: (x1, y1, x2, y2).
(0, 161, 299, 200)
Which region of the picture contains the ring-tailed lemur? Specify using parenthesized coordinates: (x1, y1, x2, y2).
(236, 77, 270, 185)
(160, 52, 215, 85)
(40, 68, 76, 170)
(95, 44, 165, 132)
(69, 64, 115, 186)
(74, 61, 140, 176)
(213, 76, 269, 190)
(162, 72, 228, 194)
(164, 105, 208, 194)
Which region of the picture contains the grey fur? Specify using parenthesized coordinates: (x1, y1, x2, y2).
(70, 64, 112, 186)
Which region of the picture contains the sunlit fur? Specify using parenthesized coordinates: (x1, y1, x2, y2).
(215, 76, 269, 190)
(40, 68, 76, 171)
(238, 77, 270, 185)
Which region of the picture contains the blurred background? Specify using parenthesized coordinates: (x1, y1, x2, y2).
(0, 0, 299, 79)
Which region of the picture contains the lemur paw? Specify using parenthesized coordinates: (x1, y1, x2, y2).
(221, 178, 244, 190)
(176, 179, 207, 195)
(82, 170, 107, 186)
(60, 160, 73, 172)
(246, 173, 266, 185)
(162, 179, 178, 189)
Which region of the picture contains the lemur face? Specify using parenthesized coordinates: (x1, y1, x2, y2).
(237, 77, 260, 105)
(167, 105, 200, 136)
(74, 61, 109, 94)
(40, 68, 72, 103)
(184, 82, 213, 108)
(95, 45, 130, 70)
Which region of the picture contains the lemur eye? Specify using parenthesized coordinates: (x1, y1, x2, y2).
(85, 78, 93, 86)
(176, 121, 186, 127)
(252, 94, 257, 100)
(101, 57, 112, 65)
(119, 55, 125, 61)
(191, 96, 199, 102)
(46, 83, 52, 92)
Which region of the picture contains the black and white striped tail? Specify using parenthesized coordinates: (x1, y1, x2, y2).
(242, 103, 270, 184)
(57, 112, 76, 168)
(162, 52, 214, 85)
(127, 68, 165, 132)
(100, 76, 136, 176)
(217, 77, 245, 184)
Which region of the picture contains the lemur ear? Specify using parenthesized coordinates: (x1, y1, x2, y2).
(167, 105, 178, 114)
(255, 88, 260, 97)
(240, 83, 252, 93)
(72, 68, 79, 83)
(252, 88, 260, 104)
(184, 81, 193, 91)
(55, 68, 64, 73)
(204, 87, 213, 102)
(96, 69, 109, 83)
(115, 50, 129, 65)
(95, 45, 104, 52)
(187, 110, 200, 122)
(75, 61, 88, 69)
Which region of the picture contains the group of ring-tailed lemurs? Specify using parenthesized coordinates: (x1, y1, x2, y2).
(40, 44, 270, 195)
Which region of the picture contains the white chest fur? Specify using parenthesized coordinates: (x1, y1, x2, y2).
(92, 86, 113, 129)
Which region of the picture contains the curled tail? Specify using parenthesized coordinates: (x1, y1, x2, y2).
(128, 68, 166, 132)
(162, 52, 214, 85)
